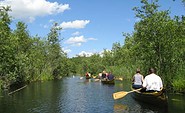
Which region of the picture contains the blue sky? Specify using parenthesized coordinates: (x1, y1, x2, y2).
(1, 0, 184, 58)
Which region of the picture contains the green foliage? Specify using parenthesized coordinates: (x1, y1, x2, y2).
(0, 1, 184, 93)
(0, 6, 15, 88)
(46, 22, 67, 79)
(0, 7, 69, 90)
(172, 77, 185, 93)
(69, 0, 185, 93)
(128, 0, 185, 92)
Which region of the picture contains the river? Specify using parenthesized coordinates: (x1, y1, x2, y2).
(0, 76, 184, 113)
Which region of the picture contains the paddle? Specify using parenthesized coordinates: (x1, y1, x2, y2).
(113, 88, 141, 100)
(94, 79, 100, 82)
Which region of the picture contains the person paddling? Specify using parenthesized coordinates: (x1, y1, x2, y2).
(132, 68, 143, 89)
(107, 72, 114, 81)
(101, 70, 106, 80)
(142, 68, 163, 92)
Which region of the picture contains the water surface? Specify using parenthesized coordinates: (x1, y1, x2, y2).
(0, 76, 184, 113)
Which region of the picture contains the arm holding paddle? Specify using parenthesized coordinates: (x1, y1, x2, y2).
(113, 68, 143, 100)
(113, 88, 141, 100)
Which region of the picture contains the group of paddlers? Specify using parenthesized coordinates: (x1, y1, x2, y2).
(85, 67, 163, 92)
(132, 68, 163, 92)
(85, 70, 115, 81)
(98, 70, 114, 81)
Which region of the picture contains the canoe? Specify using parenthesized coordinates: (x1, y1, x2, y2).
(101, 79, 115, 84)
(131, 87, 168, 107)
(86, 76, 91, 79)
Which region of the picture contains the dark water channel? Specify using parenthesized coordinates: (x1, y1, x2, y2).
(0, 76, 185, 113)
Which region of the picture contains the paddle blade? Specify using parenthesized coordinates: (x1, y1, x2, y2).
(113, 91, 128, 100)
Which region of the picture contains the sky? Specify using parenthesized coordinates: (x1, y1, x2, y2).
(0, 0, 184, 58)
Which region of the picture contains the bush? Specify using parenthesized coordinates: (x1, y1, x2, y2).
(172, 77, 185, 93)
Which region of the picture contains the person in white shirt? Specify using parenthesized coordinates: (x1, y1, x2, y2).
(132, 68, 144, 89)
(142, 68, 163, 92)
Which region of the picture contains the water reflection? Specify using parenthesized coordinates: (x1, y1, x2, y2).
(114, 104, 129, 113)
(168, 93, 185, 113)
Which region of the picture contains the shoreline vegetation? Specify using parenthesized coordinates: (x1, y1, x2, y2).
(0, 0, 185, 94)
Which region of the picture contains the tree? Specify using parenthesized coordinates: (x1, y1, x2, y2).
(11, 21, 32, 84)
(131, 0, 185, 91)
(0, 6, 15, 89)
(47, 22, 68, 78)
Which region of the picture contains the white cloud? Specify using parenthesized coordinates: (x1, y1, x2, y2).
(75, 43, 82, 46)
(0, 0, 70, 22)
(65, 35, 86, 45)
(77, 51, 94, 57)
(74, 49, 111, 57)
(62, 47, 71, 53)
(60, 20, 90, 29)
(99, 49, 111, 57)
(72, 31, 80, 36)
(64, 35, 97, 47)
(87, 38, 97, 41)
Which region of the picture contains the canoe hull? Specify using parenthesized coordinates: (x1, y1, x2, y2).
(131, 88, 168, 107)
(86, 76, 91, 79)
(101, 79, 115, 84)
